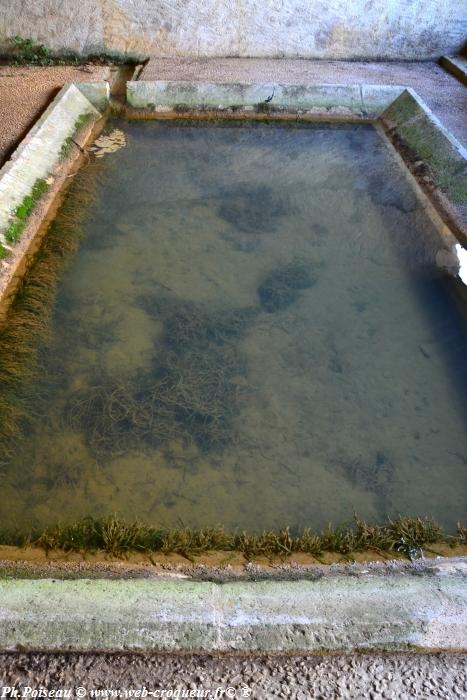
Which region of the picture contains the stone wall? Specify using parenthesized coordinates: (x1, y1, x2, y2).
(0, 0, 465, 60)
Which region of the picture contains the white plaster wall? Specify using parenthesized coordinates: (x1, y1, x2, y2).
(0, 0, 465, 59)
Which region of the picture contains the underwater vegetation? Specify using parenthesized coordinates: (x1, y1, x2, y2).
(67, 345, 245, 456)
(0, 159, 107, 462)
(161, 301, 257, 351)
(152, 345, 246, 451)
(339, 452, 395, 515)
(1, 514, 463, 562)
(67, 298, 255, 458)
(258, 260, 316, 312)
(217, 184, 289, 235)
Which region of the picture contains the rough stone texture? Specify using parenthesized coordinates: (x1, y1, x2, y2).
(0, 0, 466, 60)
(0, 65, 110, 166)
(1, 651, 466, 699)
(141, 59, 467, 146)
(73, 81, 110, 111)
(0, 559, 466, 652)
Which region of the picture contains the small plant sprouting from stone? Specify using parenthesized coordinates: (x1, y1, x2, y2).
(6, 36, 139, 67)
(11, 36, 54, 66)
(59, 113, 94, 160)
(4, 178, 48, 245)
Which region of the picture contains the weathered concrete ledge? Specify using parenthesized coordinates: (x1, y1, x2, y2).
(0, 81, 109, 305)
(126, 80, 467, 242)
(127, 80, 404, 118)
(0, 558, 465, 653)
(440, 56, 467, 86)
(0, 83, 105, 239)
(381, 88, 467, 241)
(75, 81, 111, 111)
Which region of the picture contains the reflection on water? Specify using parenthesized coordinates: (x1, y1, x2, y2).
(1, 120, 466, 532)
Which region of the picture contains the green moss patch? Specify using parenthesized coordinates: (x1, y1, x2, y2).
(59, 113, 94, 160)
(4, 178, 48, 245)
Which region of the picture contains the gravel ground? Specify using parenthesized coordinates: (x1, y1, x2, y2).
(1, 652, 466, 699)
(141, 58, 467, 147)
(0, 65, 109, 164)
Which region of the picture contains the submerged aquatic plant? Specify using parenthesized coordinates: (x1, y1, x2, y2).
(67, 297, 254, 459)
(5, 515, 463, 561)
(154, 345, 246, 451)
(258, 260, 316, 312)
(0, 159, 107, 462)
(67, 343, 247, 457)
(160, 301, 256, 351)
(217, 184, 288, 235)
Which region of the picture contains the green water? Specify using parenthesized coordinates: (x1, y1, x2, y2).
(2, 120, 466, 531)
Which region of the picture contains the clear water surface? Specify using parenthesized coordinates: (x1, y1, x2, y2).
(2, 120, 466, 531)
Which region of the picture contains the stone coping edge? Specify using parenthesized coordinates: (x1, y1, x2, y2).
(126, 80, 405, 117)
(381, 87, 466, 242)
(440, 56, 467, 86)
(0, 557, 465, 653)
(125, 80, 466, 242)
(0, 82, 109, 304)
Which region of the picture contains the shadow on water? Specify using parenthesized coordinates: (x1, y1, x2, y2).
(411, 271, 467, 421)
(371, 168, 467, 430)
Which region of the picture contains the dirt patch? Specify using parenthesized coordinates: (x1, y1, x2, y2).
(0, 65, 110, 165)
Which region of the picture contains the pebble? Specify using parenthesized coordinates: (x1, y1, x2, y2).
(1, 652, 466, 698)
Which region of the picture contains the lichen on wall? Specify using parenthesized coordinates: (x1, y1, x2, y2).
(0, 0, 465, 60)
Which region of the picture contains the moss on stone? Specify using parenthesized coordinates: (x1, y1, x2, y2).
(4, 178, 48, 244)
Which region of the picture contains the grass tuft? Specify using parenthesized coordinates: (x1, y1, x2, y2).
(59, 112, 94, 160)
(1, 515, 461, 562)
(3, 178, 48, 245)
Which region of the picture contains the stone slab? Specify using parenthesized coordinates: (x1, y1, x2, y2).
(440, 56, 467, 86)
(139, 58, 467, 147)
(0, 83, 103, 243)
(76, 81, 111, 111)
(127, 80, 404, 117)
(0, 558, 465, 652)
(381, 87, 467, 235)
